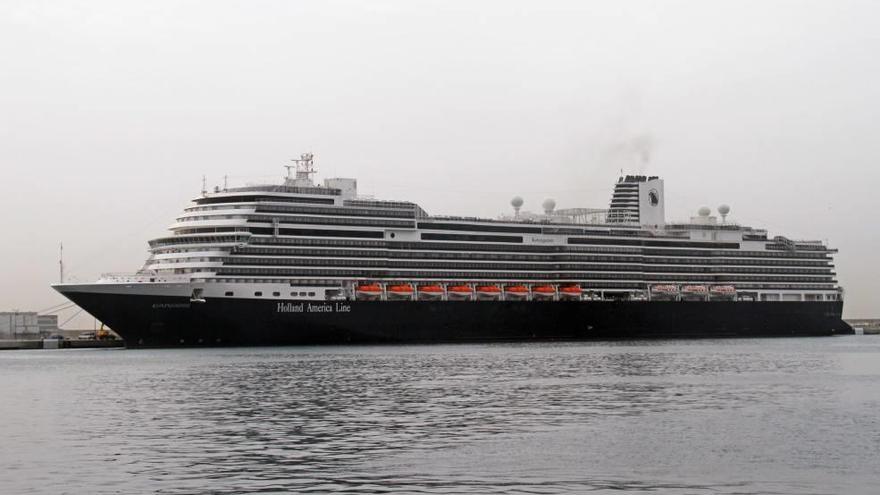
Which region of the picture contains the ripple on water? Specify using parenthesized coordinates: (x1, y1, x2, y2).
(0, 338, 879, 494)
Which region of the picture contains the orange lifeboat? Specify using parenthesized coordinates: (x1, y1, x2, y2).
(355, 283, 383, 300)
(504, 285, 530, 298)
(559, 285, 582, 300)
(651, 284, 678, 294)
(709, 285, 736, 300)
(387, 284, 414, 297)
(650, 284, 679, 301)
(532, 285, 556, 299)
(681, 285, 708, 293)
(356, 283, 382, 295)
(418, 284, 445, 300)
(680, 285, 708, 301)
(710, 285, 736, 295)
(476, 285, 503, 300)
(447, 284, 474, 300)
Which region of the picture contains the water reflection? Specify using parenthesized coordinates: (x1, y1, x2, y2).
(1, 340, 878, 494)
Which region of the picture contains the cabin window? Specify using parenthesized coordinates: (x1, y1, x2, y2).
(308, 292, 316, 297)
(254, 291, 263, 296)
(225, 291, 234, 296)
(273, 292, 280, 297)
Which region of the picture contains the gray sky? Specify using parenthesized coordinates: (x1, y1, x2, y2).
(1, 0, 877, 322)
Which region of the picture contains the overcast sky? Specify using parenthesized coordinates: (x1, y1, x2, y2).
(1, 0, 877, 322)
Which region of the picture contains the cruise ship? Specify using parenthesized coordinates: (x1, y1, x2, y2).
(54, 154, 852, 346)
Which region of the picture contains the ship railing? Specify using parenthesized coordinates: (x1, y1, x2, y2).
(223, 184, 341, 196)
(432, 210, 641, 227)
(770, 236, 830, 252)
(98, 272, 191, 284)
(666, 222, 743, 230)
(791, 239, 826, 247)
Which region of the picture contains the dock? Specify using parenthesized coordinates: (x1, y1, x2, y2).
(846, 319, 880, 335)
(0, 339, 125, 350)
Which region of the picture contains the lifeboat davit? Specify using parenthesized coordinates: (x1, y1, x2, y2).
(447, 284, 474, 300)
(559, 285, 583, 300)
(532, 285, 556, 299)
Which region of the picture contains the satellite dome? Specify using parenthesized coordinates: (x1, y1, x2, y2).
(718, 204, 731, 216)
(698, 206, 711, 217)
(511, 196, 524, 208)
(542, 198, 556, 214)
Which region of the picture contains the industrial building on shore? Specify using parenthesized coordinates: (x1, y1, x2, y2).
(0, 312, 59, 340)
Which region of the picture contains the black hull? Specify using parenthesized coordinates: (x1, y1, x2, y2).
(58, 291, 853, 348)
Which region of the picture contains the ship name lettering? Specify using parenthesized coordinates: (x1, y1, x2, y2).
(152, 303, 191, 309)
(276, 302, 304, 313)
(530, 236, 555, 243)
(307, 303, 334, 313)
(276, 302, 351, 313)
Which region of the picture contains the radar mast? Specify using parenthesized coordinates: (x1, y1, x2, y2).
(285, 153, 316, 187)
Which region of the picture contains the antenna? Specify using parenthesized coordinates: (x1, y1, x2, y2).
(285, 153, 317, 186)
(59, 242, 64, 284)
(223, 175, 228, 191)
(201, 175, 207, 195)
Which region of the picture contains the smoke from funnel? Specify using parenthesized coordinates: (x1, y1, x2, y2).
(604, 133, 655, 173)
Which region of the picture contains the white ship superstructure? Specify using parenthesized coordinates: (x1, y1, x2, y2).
(87, 155, 840, 305)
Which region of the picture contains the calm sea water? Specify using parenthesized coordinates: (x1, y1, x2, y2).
(1, 337, 879, 494)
